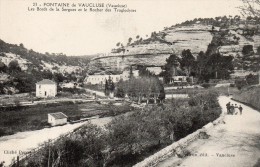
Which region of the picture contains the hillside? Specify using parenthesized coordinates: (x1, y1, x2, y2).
(0, 39, 94, 73)
(0, 39, 93, 94)
(88, 15, 260, 76)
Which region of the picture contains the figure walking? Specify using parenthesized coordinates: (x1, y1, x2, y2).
(239, 105, 243, 115)
(226, 102, 231, 114)
(234, 104, 238, 115)
(230, 104, 235, 115)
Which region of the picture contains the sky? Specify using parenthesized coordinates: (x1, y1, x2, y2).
(0, 0, 243, 56)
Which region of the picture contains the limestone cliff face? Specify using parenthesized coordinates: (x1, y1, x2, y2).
(88, 23, 260, 74)
(164, 24, 213, 55)
(88, 24, 213, 73)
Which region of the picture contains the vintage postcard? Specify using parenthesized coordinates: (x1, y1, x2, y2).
(0, 0, 260, 166)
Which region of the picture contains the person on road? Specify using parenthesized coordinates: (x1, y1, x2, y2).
(226, 102, 231, 114)
(239, 105, 243, 115)
(230, 104, 235, 115)
(234, 104, 238, 115)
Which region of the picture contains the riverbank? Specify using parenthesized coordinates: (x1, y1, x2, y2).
(0, 100, 134, 137)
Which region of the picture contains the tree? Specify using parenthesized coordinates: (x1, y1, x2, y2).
(115, 77, 165, 104)
(8, 60, 21, 74)
(27, 123, 106, 167)
(106, 110, 166, 157)
(0, 61, 7, 73)
(180, 49, 196, 76)
(128, 37, 132, 45)
(53, 72, 65, 83)
(115, 80, 125, 98)
(19, 43, 24, 48)
(257, 46, 260, 55)
(12, 72, 37, 92)
(196, 51, 207, 77)
(104, 76, 115, 97)
(239, 0, 260, 17)
(206, 53, 234, 79)
(129, 65, 133, 79)
(242, 45, 254, 57)
(41, 70, 53, 80)
(161, 54, 180, 84)
(105, 79, 109, 96)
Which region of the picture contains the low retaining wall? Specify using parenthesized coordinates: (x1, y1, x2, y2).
(133, 110, 226, 167)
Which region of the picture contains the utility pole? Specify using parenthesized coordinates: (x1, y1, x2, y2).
(259, 54, 260, 85)
(259, 67, 260, 85)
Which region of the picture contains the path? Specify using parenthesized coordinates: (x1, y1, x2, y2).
(158, 96, 260, 167)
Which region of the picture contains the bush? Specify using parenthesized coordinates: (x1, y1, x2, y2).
(233, 86, 260, 110)
(235, 78, 248, 90)
(13, 98, 21, 106)
(24, 123, 106, 167)
(201, 83, 211, 88)
(62, 87, 86, 94)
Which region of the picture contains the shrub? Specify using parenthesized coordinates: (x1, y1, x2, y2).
(24, 123, 106, 167)
(235, 79, 247, 90)
(13, 98, 21, 106)
(233, 86, 260, 110)
(201, 83, 211, 88)
(62, 87, 86, 94)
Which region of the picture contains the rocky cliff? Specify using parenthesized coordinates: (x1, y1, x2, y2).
(88, 19, 260, 75)
(89, 24, 214, 73)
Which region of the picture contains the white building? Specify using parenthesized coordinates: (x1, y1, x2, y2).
(169, 76, 193, 84)
(48, 112, 67, 126)
(85, 74, 121, 85)
(85, 70, 139, 85)
(36, 79, 57, 98)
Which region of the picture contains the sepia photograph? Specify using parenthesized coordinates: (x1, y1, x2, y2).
(0, 0, 260, 166)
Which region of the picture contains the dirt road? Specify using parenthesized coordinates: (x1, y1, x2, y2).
(158, 96, 260, 167)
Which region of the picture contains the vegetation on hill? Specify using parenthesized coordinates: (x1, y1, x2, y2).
(160, 48, 234, 83)
(0, 39, 92, 67)
(0, 39, 94, 94)
(113, 15, 260, 51)
(92, 15, 260, 78)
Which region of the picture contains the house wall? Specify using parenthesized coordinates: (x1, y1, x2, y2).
(36, 84, 57, 97)
(85, 70, 139, 85)
(53, 118, 67, 126)
(48, 115, 67, 126)
(169, 76, 188, 84)
(85, 75, 121, 85)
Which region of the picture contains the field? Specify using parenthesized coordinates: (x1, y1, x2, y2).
(0, 101, 135, 137)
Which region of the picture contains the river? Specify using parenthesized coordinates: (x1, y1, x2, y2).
(0, 117, 111, 166)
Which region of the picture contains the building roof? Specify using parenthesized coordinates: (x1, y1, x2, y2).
(48, 112, 67, 119)
(36, 79, 56, 85)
